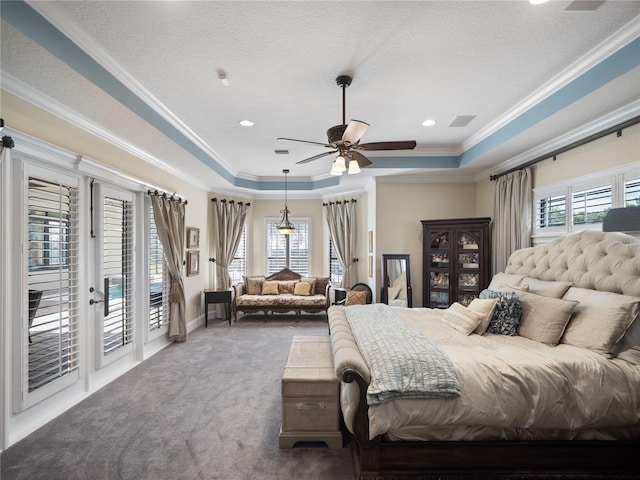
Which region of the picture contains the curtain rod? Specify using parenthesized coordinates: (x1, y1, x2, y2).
(322, 199, 357, 206)
(489, 115, 640, 181)
(211, 198, 251, 206)
(148, 189, 188, 205)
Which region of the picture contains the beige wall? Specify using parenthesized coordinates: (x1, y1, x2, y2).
(375, 182, 477, 306)
(532, 123, 640, 188)
(2, 90, 211, 325)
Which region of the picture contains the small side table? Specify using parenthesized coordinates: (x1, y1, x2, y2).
(203, 288, 233, 326)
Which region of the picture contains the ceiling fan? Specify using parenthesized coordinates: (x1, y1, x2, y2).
(277, 75, 417, 172)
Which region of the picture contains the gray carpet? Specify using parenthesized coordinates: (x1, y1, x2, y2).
(1, 315, 355, 480)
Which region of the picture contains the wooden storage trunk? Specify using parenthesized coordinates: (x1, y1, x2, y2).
(279, 335, 342, 449)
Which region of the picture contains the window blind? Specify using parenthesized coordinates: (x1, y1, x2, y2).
(228, 226, 246, 285)
(329, 238, 344, 284)
(266, 219, 309, 275)
(572, 184, 611, 225)
(27, 177, 80, 392)
(103, 196, 134, 355)
(537, 194, 566, 228)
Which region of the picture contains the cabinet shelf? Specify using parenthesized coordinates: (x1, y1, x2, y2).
(422, 218, 491, 308)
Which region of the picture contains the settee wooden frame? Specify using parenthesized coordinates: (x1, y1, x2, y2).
(233, 268, 330, 321)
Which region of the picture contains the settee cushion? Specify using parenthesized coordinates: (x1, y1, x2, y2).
(278, 280, 298, 294)
(236, 294, 328, 308)
(262, 281, 279, 295)
(244, 276, 265, 295)
(294, 281, 312, 296)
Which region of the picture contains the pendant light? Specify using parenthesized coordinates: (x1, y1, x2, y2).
(277, 169, 295, 235)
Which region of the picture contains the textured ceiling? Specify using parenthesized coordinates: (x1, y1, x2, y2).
(1, 0, 639, 196)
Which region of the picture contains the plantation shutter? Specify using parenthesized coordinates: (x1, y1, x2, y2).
(266, 219, 309, 275)
(26, 175, 80, 394)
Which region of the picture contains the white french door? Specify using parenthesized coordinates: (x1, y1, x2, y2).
(92, 184, 135, 368)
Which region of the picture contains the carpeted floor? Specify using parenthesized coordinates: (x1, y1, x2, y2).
(1, 314, 355, 480)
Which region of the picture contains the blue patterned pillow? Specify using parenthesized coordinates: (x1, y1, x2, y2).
(478, 289, 522, 336)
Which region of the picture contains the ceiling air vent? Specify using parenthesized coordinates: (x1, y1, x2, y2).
(449, 115, 476, 128)
(274, 149, 289, 155)
(565, 1, 603, 11)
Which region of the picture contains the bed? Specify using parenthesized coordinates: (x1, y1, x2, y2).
(328, 230, 640, 479)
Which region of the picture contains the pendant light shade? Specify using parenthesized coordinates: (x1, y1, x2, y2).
(348, 158, 361, 174)
(277, 169, 295, 235)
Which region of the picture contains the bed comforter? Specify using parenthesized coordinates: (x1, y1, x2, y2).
(334, 305, 640, 441)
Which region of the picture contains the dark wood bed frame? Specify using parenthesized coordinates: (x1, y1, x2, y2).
(342, 368, 640, 480)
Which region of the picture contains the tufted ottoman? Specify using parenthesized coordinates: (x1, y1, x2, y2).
(279, 335, 342, 449)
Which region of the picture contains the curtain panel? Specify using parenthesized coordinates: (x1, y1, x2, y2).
(323, 200, 357, 288)
(492, 168, 532, 275)
(211, 198, 249, 289)
(150, 194, 187, 342)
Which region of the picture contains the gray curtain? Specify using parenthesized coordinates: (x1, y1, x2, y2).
(492, 168, 532, 275)
(323, 200, 357, 288)
(150, 194, 187, 342)
(212, 199, 249, 289)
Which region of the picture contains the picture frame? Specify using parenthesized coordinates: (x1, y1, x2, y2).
(368, 230, 373, 253)
(187, 227, 200, 248)
(187, 250, 200, 276)
(368, 255, 373, 278)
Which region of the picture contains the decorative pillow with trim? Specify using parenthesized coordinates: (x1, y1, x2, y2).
(345, 290, 367, 306)
(442, 302, 485, 335)
(314, 276, 330, 295)
(479, 289, 523, 336)
(244, 275, 265, 295)
(468, 298, 499, 335)
(293, 281, 312, 296)
(278, 280, 298, 294)
(300, 277, 317, 295)
(261, 281, 279, 295)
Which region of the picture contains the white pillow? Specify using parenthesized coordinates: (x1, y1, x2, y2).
(519, 277, 572, 299)
(468, 298, 499, 335)
(387, 286, 401, 300)
(514, 289, 578, 345)
(442, 302, 485, 335)
(488, 273, 524, 290)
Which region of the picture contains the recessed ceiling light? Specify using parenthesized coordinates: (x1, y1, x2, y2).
(529, 0, 549, 4)
(422, 119, 437, 127)
(239, 120, 254, 127)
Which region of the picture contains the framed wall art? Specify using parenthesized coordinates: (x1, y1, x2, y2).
(187, 250, 200, 276)
(187, 227, 200, 248)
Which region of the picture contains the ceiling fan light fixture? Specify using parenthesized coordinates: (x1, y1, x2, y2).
(348, 159, 361, 175)
(330, 162, 344, 176)
(334, 155, 347, 171)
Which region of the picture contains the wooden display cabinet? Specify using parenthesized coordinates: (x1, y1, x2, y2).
(421, 218, 491, 308)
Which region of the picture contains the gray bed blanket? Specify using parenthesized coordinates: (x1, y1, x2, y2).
(345, 304, 461, 404)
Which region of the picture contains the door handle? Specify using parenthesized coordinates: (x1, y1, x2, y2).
(89, 278, 110, 317)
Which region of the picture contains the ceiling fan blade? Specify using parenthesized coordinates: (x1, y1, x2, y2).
(358, 140, 417, 151)
(296, 150, 337, 164)
(277, 137, 332, 148)
(342, 120, 370, 145)
(349, 150, 373, 168)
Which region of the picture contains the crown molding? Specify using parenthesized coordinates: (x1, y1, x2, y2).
(28, 1, 237, 177)
(463, 15, 640, 153)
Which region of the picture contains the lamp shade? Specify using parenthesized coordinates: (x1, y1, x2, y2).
(348, 159, 361, 174)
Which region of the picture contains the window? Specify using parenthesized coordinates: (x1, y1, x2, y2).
(149, 206, 169, 332)
(571, 184, 611, 225)
(625, 177, 640, 207)
(534, 163, 638, 238)
(266, 219, 310, 276)
(26, 175, 80, 395)
(228, 226, 247, 285)
(329, 238, 344, 284)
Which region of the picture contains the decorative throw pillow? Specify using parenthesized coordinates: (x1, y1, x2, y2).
(345, 290, 367, 306)
(478, 289, 523, 336)
(243, 275, 265, 295)
(519, 277, 572, 299)
(278, 280, 297, 294)
(300, 277, 317, 295)
(514, 289, 578, 345)
(261, 281, 279, 295)
(561, 287, 640, 357)
(468, 298, 499, 335)
(442, 302, 485, 335)
(314, 276, 330, 295)
(293, 281, 312, 296)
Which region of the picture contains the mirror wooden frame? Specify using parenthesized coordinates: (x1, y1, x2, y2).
(381, 253, 412, 308)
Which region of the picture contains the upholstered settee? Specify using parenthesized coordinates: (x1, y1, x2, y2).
(233, 268, 331, 321)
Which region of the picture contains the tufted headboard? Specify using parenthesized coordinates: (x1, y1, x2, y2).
(504, 231, 640, 298)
